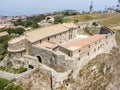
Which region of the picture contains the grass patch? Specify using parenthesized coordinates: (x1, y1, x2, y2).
(0, 78, 23, 90)
(0, 66, 27, 74)
(64, 13, 120, 27)
(115, 30, 120, 43)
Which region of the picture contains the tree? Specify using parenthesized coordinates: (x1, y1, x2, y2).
(54, 14, 64, 24)
(6, 28, 25, 35)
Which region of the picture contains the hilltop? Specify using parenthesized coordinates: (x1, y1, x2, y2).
(64, 13, 120, 27)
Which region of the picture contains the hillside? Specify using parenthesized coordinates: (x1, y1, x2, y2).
(64, 13, 120, 27)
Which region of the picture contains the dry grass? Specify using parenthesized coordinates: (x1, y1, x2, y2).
(64, 13, 120, 27)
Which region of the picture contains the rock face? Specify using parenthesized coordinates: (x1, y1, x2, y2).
(16, 69, 52, 90)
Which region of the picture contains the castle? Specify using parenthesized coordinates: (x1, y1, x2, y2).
(7, 22, 116, 89)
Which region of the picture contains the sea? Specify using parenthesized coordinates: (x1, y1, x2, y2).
(0, 8, 67, 16)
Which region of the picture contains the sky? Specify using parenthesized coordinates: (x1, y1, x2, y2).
(0, 0, 118, 16)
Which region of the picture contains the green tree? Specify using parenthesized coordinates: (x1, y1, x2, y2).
(54, 14, 64, 24)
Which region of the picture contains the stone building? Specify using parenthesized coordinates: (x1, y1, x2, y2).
(7, 22, 116, 71)
(6, 22, 117, 89)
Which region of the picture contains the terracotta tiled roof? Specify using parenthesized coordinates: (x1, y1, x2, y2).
(64, 34, 107, 51)
(25, 24, 69, 43)
(34, 41, 55, 48)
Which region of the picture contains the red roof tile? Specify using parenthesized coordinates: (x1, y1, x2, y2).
(64, 34, 107, 51)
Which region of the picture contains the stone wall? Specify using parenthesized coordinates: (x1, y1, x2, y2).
(29, 46, 77, 72)
(30, 46, 59, 70)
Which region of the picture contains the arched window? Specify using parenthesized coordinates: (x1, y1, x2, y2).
(37, 56, 42, 63)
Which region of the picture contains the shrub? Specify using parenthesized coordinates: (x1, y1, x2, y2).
(0, 55, 4, 61)
(0, 66, 27, 74)
(0, 78, 23, 90)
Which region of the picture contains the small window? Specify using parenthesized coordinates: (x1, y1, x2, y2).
(87, 52, 90, 56)
(78, 57, 80, 60)
(48, 38, 50, 41)
(40, 40, 41, 43)
(94, 49, 96, 52)
(88, 45, 90, 48)
(79, 50, 81, 52)
(106, 36, 108, 39)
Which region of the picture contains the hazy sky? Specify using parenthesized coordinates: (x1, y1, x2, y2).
(0, 0, 118, 16)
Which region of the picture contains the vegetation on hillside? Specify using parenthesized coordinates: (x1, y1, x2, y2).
(115, 30, 120, 43)
(5, 28, 25, 35)
(0, 36, 11, 61)
(54, 14, 64, 24)
(0, 78, 23, 90)
(12, 15, 46, 28)
(64, 13, 120, 27)
(0, 66, 27, 74)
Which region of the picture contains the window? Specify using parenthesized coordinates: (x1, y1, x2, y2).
(79, 50, 81, 52)
(87, 52, 90, 56)
(106, 36, 108, 39)
(88, 45, 90, 48)
(48, 38, 50, 41)
(94, 49, 96, 52)
(68, 52, 70, 56)
(78, 57, 80, 60)
(40, 40, 41, 43)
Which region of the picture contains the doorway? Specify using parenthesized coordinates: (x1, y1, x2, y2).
(28, 65, 34, 69)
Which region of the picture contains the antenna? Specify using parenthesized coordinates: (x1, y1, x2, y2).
(90, 1, 93, 12)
